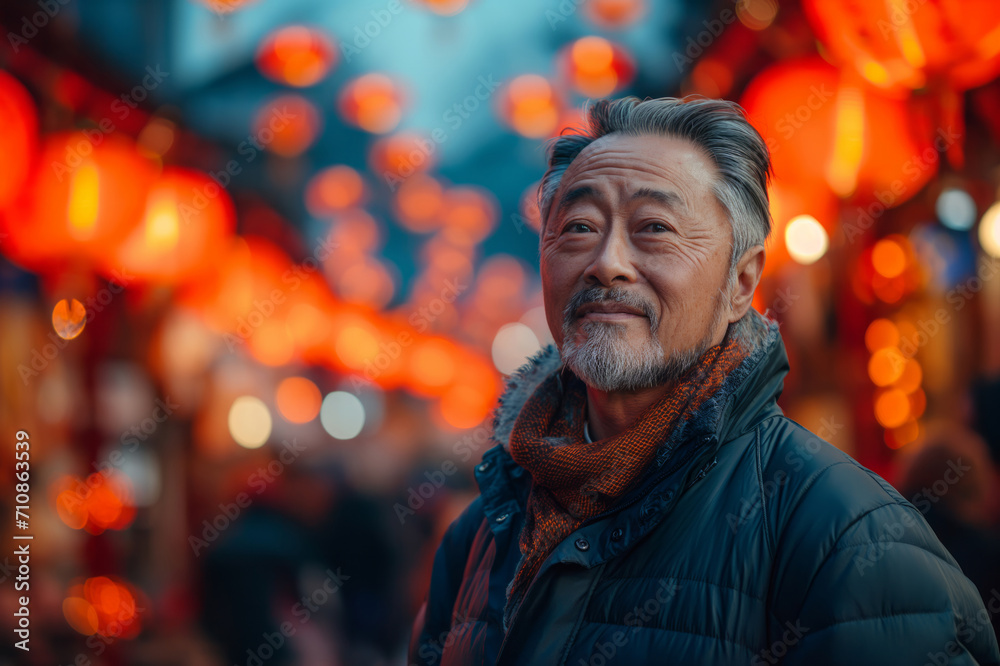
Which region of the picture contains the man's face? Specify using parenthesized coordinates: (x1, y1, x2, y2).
(539, 132, 734, 393)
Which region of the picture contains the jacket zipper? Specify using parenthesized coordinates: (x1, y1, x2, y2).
(495, 439, 716, 663)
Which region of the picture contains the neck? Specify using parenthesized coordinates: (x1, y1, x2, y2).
(584, 380, 676, 441)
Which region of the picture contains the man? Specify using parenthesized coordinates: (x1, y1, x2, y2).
(408, 96, 1000, 665)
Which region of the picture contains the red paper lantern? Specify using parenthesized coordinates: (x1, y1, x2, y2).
(740, 56, 939, 209)
(107, 168, 237, 285)
(255, 26, 337, 87)
(338, 73, 408, 134)
(803, 0, 1000, 93)
(0, 132, 156, 271)
(558, 36, 636, 98)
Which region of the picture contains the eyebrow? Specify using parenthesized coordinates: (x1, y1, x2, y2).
(553, 185, 685, 217)
(629, 186, 685, 211)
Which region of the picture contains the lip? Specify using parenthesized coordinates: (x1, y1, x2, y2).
(577, 303, 646, 319)
(581, 311, 644, 321)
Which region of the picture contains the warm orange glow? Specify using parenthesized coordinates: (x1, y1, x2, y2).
(562, 37, 635, 98)
(875, 388, 911, 428)
(584, 0, 645, 28)
(0, 132, 156, 271)
(437, 353, 499, 428)
(53, 472, 135, 534)
(339, 73, 406, 134)
(803, 0, 1000, 92)
(868, 347, 906, 386)
(63, 596, 100, 635)
(328, 209, 382, 254)
(894, 358, 923, 393)
(369, 132, 437, 177)
(415, 0, 468, 15)
(338, 258, 395, 308)
(825, 83, 864, 197)
(285, 303, 331, 360)
(253, 95, 321, 157)
(409, 338, 458, 394)
(256, 26, 336, 87)
(276, 376, 323, 423)
(499, 75, 559, 138)
(248, 319, 295, 366)
(393, 174, 445, 233)
(112, 168, 237, 285)
(872, 238, 907, 277)
(441, 187, 498, 245)
(335, 324, 381, 369)
(177, 235, 297, 338)
(762, 180, 838, 277)
(737, 0, 778, 30)
(741, 56, 938, 210)
(885, 419, 920, 449)
(864, 318, 899, 352)
(690, 59, 735, 98)
(306, 166, 366, 216)
(52, 298, 87, 340)
(64, 577, 142, 638)
(66, 163, 100, 240)
(909, 388, 927, 419)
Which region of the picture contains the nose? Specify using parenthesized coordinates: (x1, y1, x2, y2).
(584, 227, 637, 287)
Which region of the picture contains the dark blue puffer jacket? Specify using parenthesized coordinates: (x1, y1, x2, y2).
(409, 315, 1000, 665)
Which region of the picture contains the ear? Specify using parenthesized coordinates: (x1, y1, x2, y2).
(727, 245, 765, 323)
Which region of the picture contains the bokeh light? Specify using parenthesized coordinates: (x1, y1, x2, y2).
(256, 26, 336, 87)
(936, 188, 977, 231)
(492, 323, 541, 375)
(228, 396, 272, 448)
(52, 298, 87, 340)
(784, 215, 828, 265)
(320, 391, 366, 439)
(980, 201, 1000, 258)
(276, 376, 323, 423)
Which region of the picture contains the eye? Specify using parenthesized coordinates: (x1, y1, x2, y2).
(642, 220, 672, 233)
(564, 221, 593, 233)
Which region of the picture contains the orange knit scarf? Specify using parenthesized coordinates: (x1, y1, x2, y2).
(504, 331, 750, 627)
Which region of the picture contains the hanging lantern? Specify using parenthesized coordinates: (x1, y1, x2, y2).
(557, 36, 636, 98)
(305, 165, 366, 217)
(413, 0, 469, 16)
(392, 173, 445, 233)
(803, 0, 1000, 94)
(255, 26, 337, 88)
(252, 94, 321, 157)
(108, 168, 237, 285)
(584, 0, 646, 30)
(0, 132, 156, 272)
(439, 186, 498, 246)
(338, 73, 408, 134)
(369, 132, 437, 186)
(741, 56, 939, 211)
(497, 75, 561, 138)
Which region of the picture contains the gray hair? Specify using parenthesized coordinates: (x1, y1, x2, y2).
(537, 95, 774, 347)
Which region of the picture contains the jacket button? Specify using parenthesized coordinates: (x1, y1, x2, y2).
(495, 513, 509, 523)
(575, 538, 590, 551)
(477, 461, 491, 473)
(610, 528, 624, 541)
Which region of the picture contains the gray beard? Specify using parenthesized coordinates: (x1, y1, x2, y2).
(559, 288, 726, 393)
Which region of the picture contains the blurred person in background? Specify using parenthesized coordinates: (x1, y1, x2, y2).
(894, 420, 1000, 641)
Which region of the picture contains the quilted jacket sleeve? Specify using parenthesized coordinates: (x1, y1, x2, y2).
(408, 497, 482, 666)
(766, 462, 1000, 666)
